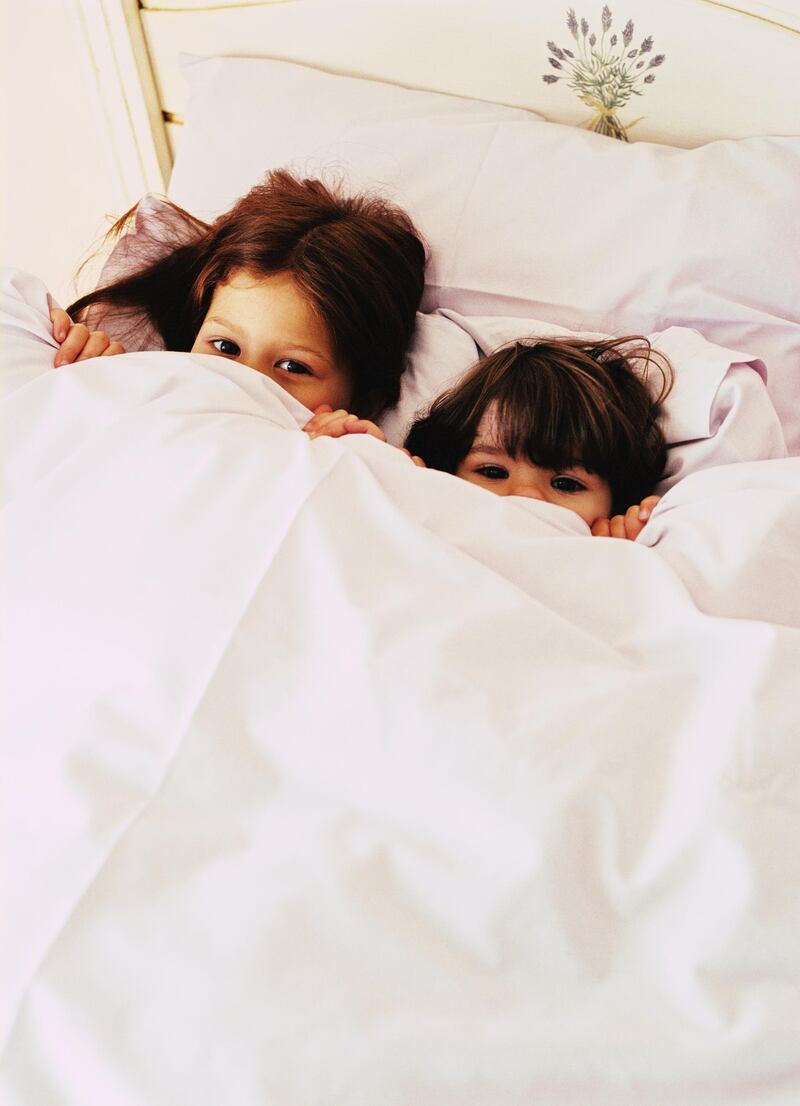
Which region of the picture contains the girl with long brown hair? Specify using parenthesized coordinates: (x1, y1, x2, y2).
(51, 169, 427, 420)
(304, 335, 672, 540)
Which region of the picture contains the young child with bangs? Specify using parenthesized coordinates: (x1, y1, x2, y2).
(303, 335, 672, 541)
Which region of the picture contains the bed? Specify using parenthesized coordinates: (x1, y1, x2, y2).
(2, 1, 800, 1103)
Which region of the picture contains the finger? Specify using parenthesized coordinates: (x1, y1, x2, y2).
(53, 323, 89, 366)
(313, 410, 352, 434)
(305, 410, 353, 438)
(609, 514, 628, 540)
(624, 503, 645, 541)
(50, 307, 72, 343)
(303, 408, 349, 433)
(303, 407, 347, 426)
(591, 517, 611, 537)
(637, 495, 661, 522)
(342, 417, 386, 441)
(101, 341, 125, 357)
(75, 331, 112, 362)
(302, 404, 335, 429)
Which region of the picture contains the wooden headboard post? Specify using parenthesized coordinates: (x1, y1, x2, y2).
(72, 0, 171, 199)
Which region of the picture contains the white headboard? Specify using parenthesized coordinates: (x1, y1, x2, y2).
(77, 0, 800, 200)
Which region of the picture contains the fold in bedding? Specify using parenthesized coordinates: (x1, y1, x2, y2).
(2, 269, 799, 1106)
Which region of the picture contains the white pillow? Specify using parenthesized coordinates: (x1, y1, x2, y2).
(169, 54, 544, 300)
(168, 54, 800, 455)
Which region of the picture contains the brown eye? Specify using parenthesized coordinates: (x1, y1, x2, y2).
(210, 338, 240, 356)
(551, 476, 585, 493)
(276, 358, 312, 376)
(475, 465, 509, 480)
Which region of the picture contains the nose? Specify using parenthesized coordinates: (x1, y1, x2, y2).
(508, 481, 547, 501)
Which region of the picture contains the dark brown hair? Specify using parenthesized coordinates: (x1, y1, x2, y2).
(67, 169, 427, 419)
(404, 336, 672, 514)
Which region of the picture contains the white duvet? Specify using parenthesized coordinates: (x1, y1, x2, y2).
(2, 270, 799, 1105)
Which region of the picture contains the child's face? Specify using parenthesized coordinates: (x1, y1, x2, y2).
(455, 405, 613, 528)
(192, 269, 353, 412)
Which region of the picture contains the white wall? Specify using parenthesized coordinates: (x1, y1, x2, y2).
(0, 0, 124, 306)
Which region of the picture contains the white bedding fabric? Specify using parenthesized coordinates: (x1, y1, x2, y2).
(2, 269, 800, 1105)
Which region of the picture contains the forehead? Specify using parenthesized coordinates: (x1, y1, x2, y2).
(210, 269, 332, 350)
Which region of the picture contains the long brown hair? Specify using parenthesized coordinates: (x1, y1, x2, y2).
(404, 336, 673, 514)
(67, 170, 427, 419)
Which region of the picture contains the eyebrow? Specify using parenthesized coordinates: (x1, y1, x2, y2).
(467, 442, 508, 456)
(204, 316, 330, 362)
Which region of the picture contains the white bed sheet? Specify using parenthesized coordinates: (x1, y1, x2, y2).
(2, 270, 800, 1105)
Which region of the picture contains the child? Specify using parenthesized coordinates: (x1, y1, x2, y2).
(50, 169, 427, 420)
(303, 336, 672, 541)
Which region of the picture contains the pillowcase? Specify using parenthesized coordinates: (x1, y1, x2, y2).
(167, 54, 800, 455)
(168, 54, 544, 300)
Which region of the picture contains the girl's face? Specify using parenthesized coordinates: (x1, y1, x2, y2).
(455, 405, 613, 528)
(192, 269, 353, 412)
